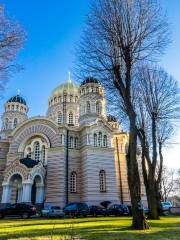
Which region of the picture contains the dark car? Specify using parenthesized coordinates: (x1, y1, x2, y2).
(107, 204, 129, 216)
(127, 205, 132, 216)
(0, 203, 37, 219)
(63, 202, 89, 217)
(88, 205, 107, 217)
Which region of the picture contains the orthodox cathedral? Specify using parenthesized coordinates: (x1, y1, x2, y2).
(0, 77, 145, 207)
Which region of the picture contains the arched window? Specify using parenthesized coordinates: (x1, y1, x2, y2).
(68, 112, 73, 125)
(103, 135, 107, 147)
(42, 145, 46, 164)
(34, 142, 40, 161)
(96, 101, 102, 114)
(14, 118, 18, 128)
(69, 136, 74, 149)
(94, 133, 97, 146)
(98, 132, 102, 147)
(5, 118, 8, 129)
(57, 112, 62, 124)
(70, 172, 77, 193)
(63, 94, 67, 102)
(87, 101, 91, 113)
(99, 170, 106, 192)
(70, 95, 73, 102)
(27, 147, 31, 158)
(60, 134, 63, 144)
(75, 96, 78, 103)
(74, 137, 78, 149)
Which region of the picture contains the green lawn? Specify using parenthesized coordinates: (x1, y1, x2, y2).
(0, 216, 180, 240)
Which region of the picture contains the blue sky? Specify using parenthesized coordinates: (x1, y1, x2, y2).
(0, 0, 180, 168)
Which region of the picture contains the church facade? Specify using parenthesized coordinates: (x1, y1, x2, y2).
(0, 77, 143, 208)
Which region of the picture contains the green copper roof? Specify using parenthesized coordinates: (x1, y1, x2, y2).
(50, 80, 79, 97)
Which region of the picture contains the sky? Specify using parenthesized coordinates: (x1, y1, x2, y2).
(0, 0, 180, 169)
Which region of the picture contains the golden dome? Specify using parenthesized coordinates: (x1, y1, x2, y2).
(50, 80, 79, 98)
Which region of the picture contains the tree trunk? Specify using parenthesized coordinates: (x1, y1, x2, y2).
(156, 142, 164, 214)
(127, 116, 149, 229)
(147, 173, 160, 220)
(139, 129, 160, 220)
(152, 115, 157, 175)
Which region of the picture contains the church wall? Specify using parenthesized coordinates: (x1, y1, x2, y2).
(80, 146, 119, 205)
(45, 146, 66, 207)
(113, 134, 131, 204)
(0, 141, 9, 202)
(68, 149, 81, 203)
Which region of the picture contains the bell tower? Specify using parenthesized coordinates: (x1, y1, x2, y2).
(79, 77, 106, 125)
(1, 93, 28, 134)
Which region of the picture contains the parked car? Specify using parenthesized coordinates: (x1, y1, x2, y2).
(107, 204, 129, 216)
(127, 205, 132, 216)
(63, 202, 89, 217)
(161, 201, 172, 211)
(0, 203, 37, 219)
(41, 206, 64, 218)
(143, 207, 149, 214)
(88, 205, 107, 216)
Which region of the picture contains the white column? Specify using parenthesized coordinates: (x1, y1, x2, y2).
(22, 182, 32, 203)
(1, 183, 11, 204)
(17, 186, 23, 203)
(35, 184, 44, 204)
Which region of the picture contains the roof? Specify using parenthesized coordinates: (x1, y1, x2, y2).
(7, 95, 27, 106)
(20, 157, 39, 168)
(81, 77, 100, 86)
(107, 115, 117, 122)
(50, 79, 79, 97)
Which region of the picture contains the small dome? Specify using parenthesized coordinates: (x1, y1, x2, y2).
(7, 94, 27, 105)
(50, 80, 79, 97)
(107, 115, 117, 122)
(81, 76, 100, 86)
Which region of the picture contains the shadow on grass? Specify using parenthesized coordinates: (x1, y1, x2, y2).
(1, 217, 180, 240)
(0, 217, 130, 229)
(1, 226, 180, 240)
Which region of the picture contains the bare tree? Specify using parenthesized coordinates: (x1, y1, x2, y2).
(0, 5, 25, 97)
(137, 64, 180, 219)
(157, 121, 174, 199)
(76, 0, 169, 229)
(161, 166, 175, 202)
(174, 169, 180, 195)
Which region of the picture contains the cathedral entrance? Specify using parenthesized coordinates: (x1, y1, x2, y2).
(31, 181, 36, 205)
(31, 175, 44, 205)
(1, 159, 46, 205)
(9, 174, 23, 203)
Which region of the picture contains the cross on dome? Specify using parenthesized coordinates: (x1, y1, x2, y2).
(17, 89, 21, 95)
(68, 71, 72, 83)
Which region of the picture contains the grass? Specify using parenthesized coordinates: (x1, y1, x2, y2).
(0, 216, 180, 240)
